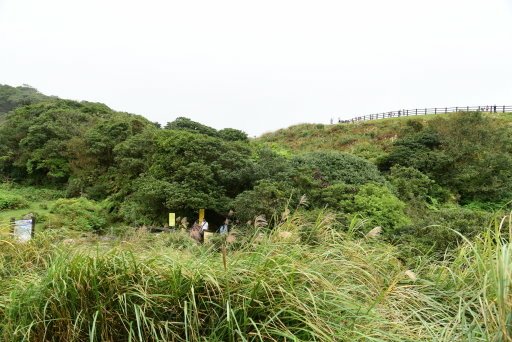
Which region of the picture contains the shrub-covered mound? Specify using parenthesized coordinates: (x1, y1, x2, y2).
(48, 197, 107, 231)
(0, 192, 28, 210)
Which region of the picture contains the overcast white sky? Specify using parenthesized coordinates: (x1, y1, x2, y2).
(1, 0, 511, 136)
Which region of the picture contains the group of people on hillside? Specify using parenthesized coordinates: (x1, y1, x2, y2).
(483, 105, 498, 112)
(330, 118, 353, 124)
(329, 105, 503, 125)
(189, 218, 229, 243)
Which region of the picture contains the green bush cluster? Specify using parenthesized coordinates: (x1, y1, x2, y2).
(394, 207, 493, 258)
(291, 151, 384, 186)
(2, 85, 512, 264)
(231, 180, 290, 223)
(341, 183, 410, 232)
(0, 192, 29, 210)
(0, 183, 64, 202)
(379, 112, 512, 204)
(49, 197, 107, 231)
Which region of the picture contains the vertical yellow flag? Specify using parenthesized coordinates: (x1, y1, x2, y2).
(169, 213, 176, 227)
(198, 209, 205, 223)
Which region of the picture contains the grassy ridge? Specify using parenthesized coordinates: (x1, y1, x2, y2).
(258, 112, 512, 161)
(1, 211, 511, 341)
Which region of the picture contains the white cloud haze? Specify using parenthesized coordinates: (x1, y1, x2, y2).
(1, 0, 511, 136)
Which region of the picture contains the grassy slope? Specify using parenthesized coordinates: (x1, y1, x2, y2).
(257, 112, 512, 161)
(0, 201, 55, 235)
(0, 185, 63, 236)
(0, 210, 510, 341)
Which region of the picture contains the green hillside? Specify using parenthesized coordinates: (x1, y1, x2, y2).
(258, 112, 512, 162)
(1, 85, 511, 250)
(1, 86, 512, 341)
(0, 84, 51, 118)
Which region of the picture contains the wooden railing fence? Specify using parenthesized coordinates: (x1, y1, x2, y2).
(340, 105, 512, 123)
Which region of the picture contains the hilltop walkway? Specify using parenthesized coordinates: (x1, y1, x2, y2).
(338, 105, 512, 123)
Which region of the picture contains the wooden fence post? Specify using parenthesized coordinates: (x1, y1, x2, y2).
(10, 217, 15, 235)
(31, 217, 36, 238)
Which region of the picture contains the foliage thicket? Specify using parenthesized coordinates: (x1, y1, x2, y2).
(0, 84, 50, 117)
(1, 86, 512, 257)
(48, 198, 107, 232)
(0, 192, 29, 210)
(378, 113, 512, 203)
(0, 90, 387, 229)
(3, 86, 512, 340)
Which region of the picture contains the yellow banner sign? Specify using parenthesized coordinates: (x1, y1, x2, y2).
(199, 208, 205, 223)
(169, 213, 176, 227)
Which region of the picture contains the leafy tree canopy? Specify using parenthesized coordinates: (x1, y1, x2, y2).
(165, 117, 248, 141)
(0, 84, 51, 117)
(291, 151, 384, 187)
(165, 117, 218, 136)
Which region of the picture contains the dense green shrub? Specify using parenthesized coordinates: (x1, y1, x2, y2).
(432, 113, 512, 202)
(388, 165, 449, 205)
(309, 182, 358, 209)
(349, 141, 385, 162)
(49, 197, 107, 231)
(118, 176, 174, 226)
(231, 180, 291, 223)
(341, 183, 410, 232)
(291, 151, 384, 186)
(394, 207, 493, 258)
(217, 128, 248, 141)
(251, 147, 294, 183)
(379, 112, 512, 203)
(0, 192, 29, 210)
(388, 166, 435, 201)
(164, 116, 218, 136)
(0, 183, 64, 201)
(376, 129, 451, 179)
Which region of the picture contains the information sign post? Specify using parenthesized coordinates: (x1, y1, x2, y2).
(11, 217, 35, 242)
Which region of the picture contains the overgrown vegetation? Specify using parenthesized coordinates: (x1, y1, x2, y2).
(1, 86, 511, 252)
(0, 84, 50, 117)
(1, 211, 511, 341)
(1, 85, 512, 340)
(0, 192, 29, 210)
(48, 198, 107, 232)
